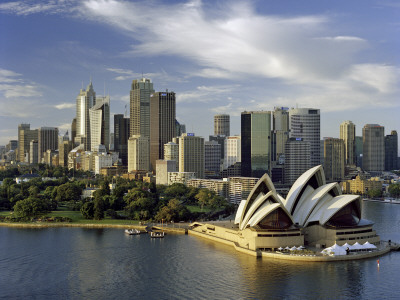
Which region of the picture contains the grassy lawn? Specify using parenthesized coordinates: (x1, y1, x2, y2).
(186, 205, 212, 213)
(0, 209, 140, 225)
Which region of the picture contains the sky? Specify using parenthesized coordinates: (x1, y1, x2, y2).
(0, 0, 399, 146)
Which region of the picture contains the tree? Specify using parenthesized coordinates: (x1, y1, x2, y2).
(13, 197, 49, 218)
(93, 196, 105, 220)
(80, 201, 94, 219)
(388, 184, 400, 198)
(368, 188, 382, 198)
(195, 189, 213, 210)
(155, 198, 190, 222)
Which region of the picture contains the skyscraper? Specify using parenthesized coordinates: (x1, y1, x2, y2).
(178, 133, 204, 179)
(340, 120, 356, 165)
(204, 140, 221, 178)
(214, 114, 230, 137)
(164, 141, 179, 169)
(362, 124, 385, 173)
(89, 96, 110, 152)
(18, 124, 38, 163)
(114, 114, 130, 166)
(284, 138, 311, 185)
(324, 138, 345, 181)
(38, 127, 59, 163)
(271, 107, 289, 163)
(128, 135, 150, 172)
(130, 78, 154, 138)
(385, 130, 398, 171)
(150, 91, 176, 172)
(76, 82, 96, 151)
(224, 136, 241, 169)
(289, 108, 320, 167)
(241, 111, 271, 178)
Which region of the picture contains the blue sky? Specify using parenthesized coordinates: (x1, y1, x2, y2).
(0, 0, 399, 146)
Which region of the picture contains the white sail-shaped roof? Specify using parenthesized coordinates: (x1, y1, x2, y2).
(234, 200, 247, 224)
(284, 165, 326, 214)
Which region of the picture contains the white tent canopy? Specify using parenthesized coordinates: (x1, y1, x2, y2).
(322, 244, 347, 256)
(363, 241, 377, 249)
(351, 242, 364, 251)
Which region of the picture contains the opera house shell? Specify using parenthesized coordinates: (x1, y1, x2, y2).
(191, 165, 380, 252)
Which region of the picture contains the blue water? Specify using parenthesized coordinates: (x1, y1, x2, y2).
(0, 201, 399, 299)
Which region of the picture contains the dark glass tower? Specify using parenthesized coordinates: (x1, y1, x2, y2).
(241, 111, 271, 178)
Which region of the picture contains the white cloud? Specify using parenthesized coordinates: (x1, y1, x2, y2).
(0, 68, 42, 98)
(55, 103, 75, 110)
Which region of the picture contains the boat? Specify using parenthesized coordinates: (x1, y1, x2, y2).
(125, 229, 141, 235)
(150, 231, 165, 238)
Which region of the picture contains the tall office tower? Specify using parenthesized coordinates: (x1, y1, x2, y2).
(205, 140, 221, 178)
(355, 136, 363, 167)
(362, 124, 385, 173)
(241, 111, 272, 178)
(114, 114, 130, 166)
(128, 135, 150, 172)
(76, 82, 96, 151)
(89, 96, 110, 152)
(178, 133, 205, 179)
(164, 141, 179, 170)
(175, 120, 186, 137)
(214, 114, 230, 136)
(289, 108, 320, 167)
(6, 140, 18, 152)
(224, 136, 241, 169)
(340, 120, 356, 165)
(18, 124, 38, 162)
(29, 140, 38, 164)
(59, 140, 74, 168)
(284, 138, 311, 185)
(324, 138, 345, 181)
(150, 91, 176, 172)
(130, 78, 154, 138)
(385, 130, 398, 171)
(209, 135, 226, 161)
(38, 127, 59, 163)
(271, 107, 289, 162)
(71, 118, 77, 145)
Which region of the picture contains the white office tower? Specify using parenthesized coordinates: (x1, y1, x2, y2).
(89, 96, 110, 152)
(284, 138, 311, 185)
(164, 141, 179, 170)
(128, 135, 150, 172)
(76, 81, 96, 151)
(224, 136, 241, 169)
(214, 114, 230, 137)
(289, 108, 320, 167)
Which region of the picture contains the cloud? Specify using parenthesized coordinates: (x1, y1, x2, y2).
(177, 84, 240, 103)
(0, 0, 75, 16)
(0, 68, 42, 98)
(55, 103, 75, 110)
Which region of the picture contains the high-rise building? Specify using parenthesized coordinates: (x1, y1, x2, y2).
(71, 118, 77, 145)
(130, 78, 154, 138)
(224, 136, 241, 169)
(6, 140, 18, 152)
(241, 111, 271, 178)
(284, 138, 311, 185)
(355, 136, 363, 167)
(362, 124, 385, 173)
(59, 140, 74, 168)
(385, 130, 398, 171)
(178, 133, 204, 179)
(205, 140, 221, 178)
(76, 82, 96, 151)
(128, 135, 150, 172)
(289, 108, 320, 167)
(18, 124, 38, 163)
(29, 140, 38, 164)
(150, 91, 176, 172)
(175, 120, 186, 137)
(156, 160, 177, 185)
(272, 107, 289, 162)
(164, 141, 179, 170)
(89, 96, 110, 151)
(324, 138, 345, 181)
(114, 114, 130, 166)
(340, 121, 356, 165)
(209, 135, 226, 160)
(214, 114, 230, 136)
(38, 127, 59, 163)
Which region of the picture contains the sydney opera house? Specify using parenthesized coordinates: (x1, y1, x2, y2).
(190, 165, 381, 255)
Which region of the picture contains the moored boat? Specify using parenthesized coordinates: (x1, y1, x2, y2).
(125, 229, 141, 235)
(150, 231, 165, 238)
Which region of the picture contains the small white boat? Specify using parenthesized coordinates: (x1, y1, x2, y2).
(125, 229, 141, 235)
(150, 232, 165, 238)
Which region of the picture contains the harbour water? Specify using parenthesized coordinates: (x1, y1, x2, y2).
(0, 201, 399, 299)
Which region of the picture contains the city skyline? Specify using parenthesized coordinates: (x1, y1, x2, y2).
(0, 0, 399, 145)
